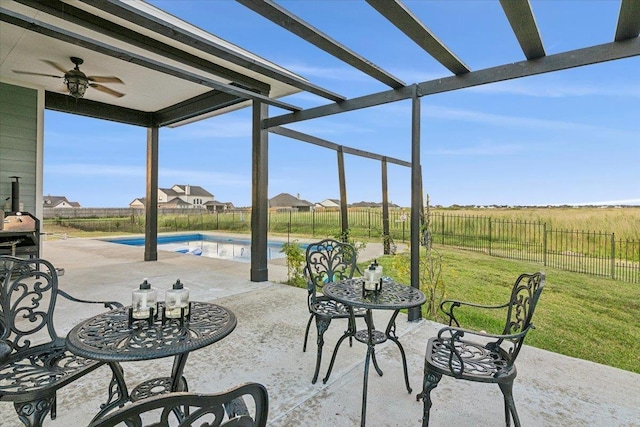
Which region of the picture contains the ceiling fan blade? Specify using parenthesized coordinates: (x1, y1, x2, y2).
(90, 83, 125, 98)
(12, 70, 62, 78)
(88, 75, 124, 84)
(41, 59, 70, 74)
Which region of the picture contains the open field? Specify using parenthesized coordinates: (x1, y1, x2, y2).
(376, 246, 640, 374)
(433, 206, 640, 242)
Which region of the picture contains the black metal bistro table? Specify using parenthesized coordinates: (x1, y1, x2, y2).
(322, 278, 425, 427)
(66, 301, 236, 422)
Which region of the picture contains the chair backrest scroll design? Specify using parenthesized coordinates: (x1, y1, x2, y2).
(0, 256, 60, 354)
(90, 382, 269, 427)
(499, 272, 545, 362)
(304, 239, 357, 302)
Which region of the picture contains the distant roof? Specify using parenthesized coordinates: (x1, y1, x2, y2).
(269, 193, 313, 208)
(43, 195, 80, 208)
(172, 184, 213, 198)
(162, 197, 192, 207)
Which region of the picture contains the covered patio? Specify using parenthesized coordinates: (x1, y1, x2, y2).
(2, 1, 639, 315)
(1, 238, 638, 426)
(2, 1, 640, 425)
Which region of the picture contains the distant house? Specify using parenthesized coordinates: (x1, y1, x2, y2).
(43, 195, 81, 208)
(129, 197, 145, 209)
(315, 198, 341, 209)
(204, 200, 235, 212)
(269, 193, 313, 212)
(129, 184, 215, 209)
(158, 184, 214, 208)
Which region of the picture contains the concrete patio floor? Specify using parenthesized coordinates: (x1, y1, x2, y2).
(1, 236, 638, 426)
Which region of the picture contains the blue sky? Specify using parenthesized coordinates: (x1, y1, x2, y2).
(43, 1, 640, 208)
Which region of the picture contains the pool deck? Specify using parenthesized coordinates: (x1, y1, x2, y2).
(1, 236, 639, 426)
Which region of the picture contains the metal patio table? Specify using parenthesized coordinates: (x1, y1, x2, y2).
(66, 301, 236, 422)
(323, 278, 426, 427)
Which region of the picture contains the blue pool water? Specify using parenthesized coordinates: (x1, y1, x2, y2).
(103, 234, 288, 263)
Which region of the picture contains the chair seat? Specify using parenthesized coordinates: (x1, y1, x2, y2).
(310, 298, 366, 318)
(0, 345, 103, 400)
(425, 337, 516, 384)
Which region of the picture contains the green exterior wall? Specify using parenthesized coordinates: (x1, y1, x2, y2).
(0, 82, 38, 214)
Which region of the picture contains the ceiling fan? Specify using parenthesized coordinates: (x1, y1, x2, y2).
(12, 57, 125, 98)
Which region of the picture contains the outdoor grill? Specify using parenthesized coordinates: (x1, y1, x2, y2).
(0, 211, 40, 258)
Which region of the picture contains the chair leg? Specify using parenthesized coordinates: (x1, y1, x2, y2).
(498, 380, 520, 427)
(312, 316, 331, 384)
(14, 394, 56, 427)
(303, 314, 314, 352)
(416, 368, 442, 427)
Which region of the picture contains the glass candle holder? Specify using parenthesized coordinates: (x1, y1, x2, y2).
(364, 260, 382, 291)
(132, 279, 158, 320)
(165, 279, 190, 319)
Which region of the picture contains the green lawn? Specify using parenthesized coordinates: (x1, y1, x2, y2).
(375, 246, 640, 374)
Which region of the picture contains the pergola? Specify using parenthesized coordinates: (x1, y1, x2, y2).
(1, 0, 638, 320)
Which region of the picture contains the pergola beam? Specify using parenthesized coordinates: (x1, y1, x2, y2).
(79, 0, 345, 103)
(615, 0, 640, 41)
(266, 38, 640, 128)
(0, 8, 302, 112)
(45, 92, 153, 127)
(499, 0, 545, 60)
(366, 0, 470, 75)
(154, 91, 247, 128)
(270, 126, 411, 167)
(236, 0, 405, 89)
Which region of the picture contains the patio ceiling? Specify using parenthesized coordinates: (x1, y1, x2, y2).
(1, 0, 639, 128)
(0, 0, 340, 127)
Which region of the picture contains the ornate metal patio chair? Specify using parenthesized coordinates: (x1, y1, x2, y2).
(417, 272, 545, 427)
(302, 238, 367, 383)
(0, 255, 123, 427)
(89, 382, 268, 427)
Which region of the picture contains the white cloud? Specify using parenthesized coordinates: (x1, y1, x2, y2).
(421, 105, 635, 136)
(432, 142, 524, 156)
(568, 198, 640, 206)
(45, 164, 249, 187)
(46, 164, 145, 177)
(282, 62, 371, 82)
(468, 80, 640, 98)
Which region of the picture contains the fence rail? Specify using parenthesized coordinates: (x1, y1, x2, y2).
(45, 210, 639, 284)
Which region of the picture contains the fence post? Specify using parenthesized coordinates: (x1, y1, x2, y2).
(441, 214, 445, 245)
(368, 210, 371, 239)
(543, 223, 547, 266)
(312, 210, 315, 237)
(488, 217, 492, 256)
(611, 233, 616, 280)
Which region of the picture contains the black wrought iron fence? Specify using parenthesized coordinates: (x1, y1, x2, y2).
(430, 214, 638, 284)
(45, 210, 639, 283)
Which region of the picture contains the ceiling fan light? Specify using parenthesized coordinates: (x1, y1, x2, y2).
(65, 74, 88, 98)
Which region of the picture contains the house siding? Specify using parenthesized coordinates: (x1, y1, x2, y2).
(0, 82, 39, 214)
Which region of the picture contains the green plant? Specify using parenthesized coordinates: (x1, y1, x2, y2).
(382, 232, 397, 255)
(280, 240, 306, 288)
(333, 228, 367, 255)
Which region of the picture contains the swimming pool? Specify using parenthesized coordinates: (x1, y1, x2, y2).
(103, 234, 288, 263)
